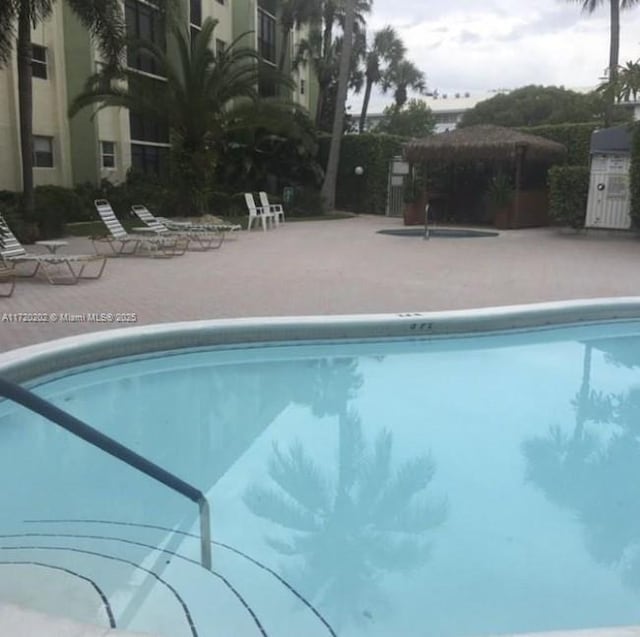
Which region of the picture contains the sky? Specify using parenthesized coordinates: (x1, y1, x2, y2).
(347, 0, 640, 114)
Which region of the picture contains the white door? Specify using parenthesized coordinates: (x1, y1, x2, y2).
(585, 154, 632, 229)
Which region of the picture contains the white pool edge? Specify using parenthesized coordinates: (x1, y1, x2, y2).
(1, 297, 640, 383)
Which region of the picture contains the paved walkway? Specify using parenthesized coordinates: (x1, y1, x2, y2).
(1, 215, 639, 352)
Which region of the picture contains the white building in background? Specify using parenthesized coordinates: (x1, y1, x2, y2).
(363, 86, 640, 135)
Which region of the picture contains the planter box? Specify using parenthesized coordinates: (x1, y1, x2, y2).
(403, 197, 428, 226)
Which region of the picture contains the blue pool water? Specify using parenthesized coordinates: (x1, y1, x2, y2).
(1, 319, 640, 637)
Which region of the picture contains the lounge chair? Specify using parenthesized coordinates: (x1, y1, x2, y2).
(131, 205, 225, 251)
(0, 213, 106, 285)
(245, 193, 275, 231)
(93, 200, 186, 257)
(258, 192, 285, 226)
(157, 216, 241, 235)
(0, 266, 15, 297)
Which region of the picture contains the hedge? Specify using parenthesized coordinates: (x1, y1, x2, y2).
(317, 133, 408, 214)
(547, 165, 590, 228)
(630, 122, 640, 228)
(519, 122, 598, 166)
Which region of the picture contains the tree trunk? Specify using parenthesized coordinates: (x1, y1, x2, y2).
(395, 85, 407, 109)
(17, 1, 35, 218)
(278, 27, 291, 72)
(320, 0, 356, 211)
(358, 77, 373, 133)
(605, 0, 621, 127)
(315, 85, 325, 127)
(322, 9, 334, 57)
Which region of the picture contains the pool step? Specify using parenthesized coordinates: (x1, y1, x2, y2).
(0, 602, 160, 637)
(0, 519, 336, 637)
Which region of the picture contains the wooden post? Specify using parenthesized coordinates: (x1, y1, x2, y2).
(513, 143, 527, 228)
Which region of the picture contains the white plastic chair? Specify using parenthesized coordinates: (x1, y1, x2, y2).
(258, 192, 285, 226)
(244, 193, 275, 231)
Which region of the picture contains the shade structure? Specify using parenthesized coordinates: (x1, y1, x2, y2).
(403, 125, 567, 163)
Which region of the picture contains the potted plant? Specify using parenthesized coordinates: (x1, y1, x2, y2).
(403, 166, 428, 226)
(487, 171, 514, 229)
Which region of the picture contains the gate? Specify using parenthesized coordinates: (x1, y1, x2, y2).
(386, 156, 409, 217)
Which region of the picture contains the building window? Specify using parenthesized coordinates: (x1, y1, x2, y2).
(131, 143, 168, 176)
(130, 109, 169, 176)
(300, 78, 305, 95)
(258, 0, 277, 14)
(257, 8, 276, 65)
(215, 0, 224, 5)
(101, 141, 116, 169)
(216, 38, 226, 55)
(33, 136, 54, 168)
(258, 73, 277, 98)
(31, 44, 48, 79)
(190, 0, 202, 26)
(189, 0, 202, 50)
(129, 111, 169, 144)
(125, 0, 165, 75)
(190, 25, 201, 48)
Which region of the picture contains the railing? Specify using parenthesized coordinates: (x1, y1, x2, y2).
(424, 202, 431, 240)
(0, 377, 212, 571)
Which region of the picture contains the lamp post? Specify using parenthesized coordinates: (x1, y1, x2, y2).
(354, 166, 364, 213)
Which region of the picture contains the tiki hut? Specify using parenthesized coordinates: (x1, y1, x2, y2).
(403, 125, 567, 229)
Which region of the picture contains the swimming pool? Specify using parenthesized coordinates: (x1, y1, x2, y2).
(1, 299, 640, 637)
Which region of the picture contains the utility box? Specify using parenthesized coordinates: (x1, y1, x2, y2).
(585, 127, 632, 230)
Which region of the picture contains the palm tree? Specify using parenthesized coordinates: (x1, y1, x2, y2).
(278, 0, 321, 72)
(358, 26, 405, 133)
(294, 27, 364, 130)
(70, 18, 296, 214)
(321, 0, 371, 64)
(569, 0, 640, 126)
(0, 0, 125, 218)
(615, 59, 640, 101)
(383, 59, 427, 109)
(320, 0, 356, 210)
(244, 410, 446, 627)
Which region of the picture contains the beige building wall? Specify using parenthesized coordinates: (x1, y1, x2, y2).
(204, 0, 233, 47)
(0, 61, 20, 191)
(0, 3, 73, 192)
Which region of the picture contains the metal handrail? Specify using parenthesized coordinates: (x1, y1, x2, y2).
(0, 377, 212, 571)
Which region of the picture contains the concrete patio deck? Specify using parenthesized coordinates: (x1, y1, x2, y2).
(1, 214, 639, 352)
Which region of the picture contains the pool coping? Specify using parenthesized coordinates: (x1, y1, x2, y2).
(1, 297, 640, 383)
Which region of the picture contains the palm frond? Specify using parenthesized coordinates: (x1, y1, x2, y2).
(377, 496, 448, 534)
(0, 0, 18, 65)
(64, 0, 126, 68)
(370, 453, 437, 523)
(356, 428, 392, 509)
(267, 441, 332, 513)
(244, 484, 320, 532)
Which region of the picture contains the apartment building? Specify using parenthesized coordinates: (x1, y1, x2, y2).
(0, 0, 316, 193)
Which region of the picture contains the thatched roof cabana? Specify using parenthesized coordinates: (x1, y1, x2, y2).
(404, 125, 567, 163)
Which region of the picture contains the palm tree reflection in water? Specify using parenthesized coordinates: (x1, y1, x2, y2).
(244, 402, 447, 628)
(523, 342, 640, 587)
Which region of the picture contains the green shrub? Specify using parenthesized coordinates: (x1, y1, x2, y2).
(0, 192, 34, 242)
(548, 165, 590, 228)
(32, 185, 87, 237)
(519, 123, 597, 166)
(317, 133, 408, 214)
(288, 187, 325, 216)
(630, 122, 640, 228)
(208, 191, 232, 215)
